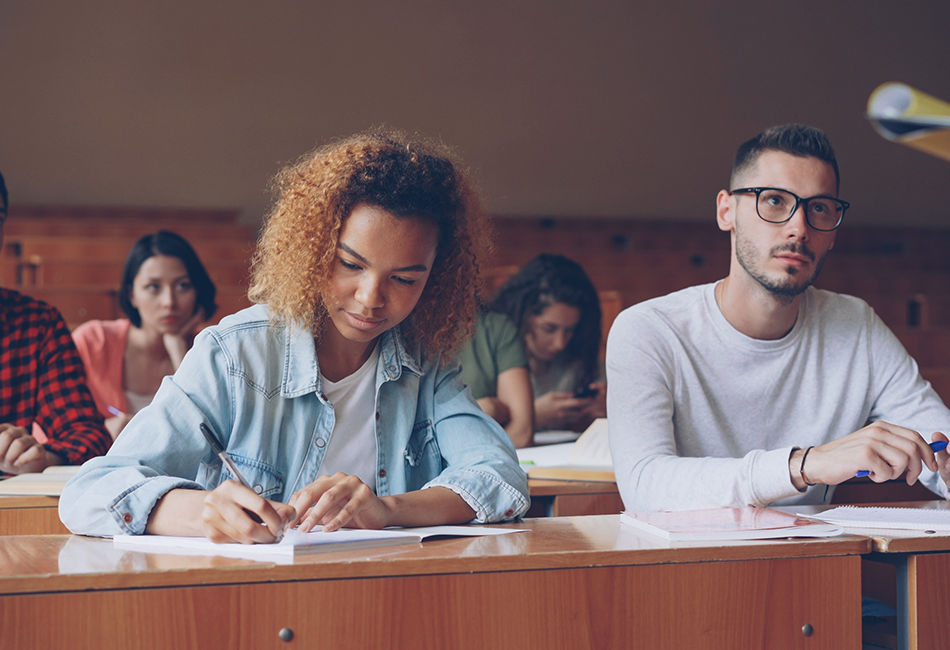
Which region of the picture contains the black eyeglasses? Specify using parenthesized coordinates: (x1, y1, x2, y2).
(730, 187, 849, 232)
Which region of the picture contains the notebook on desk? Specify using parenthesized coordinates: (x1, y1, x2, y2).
(113, 525, 529, 564)
(804, 505, 950, 532)
(0, 465, 80, 496)
(622, 507, 843, 542)
(523, 419, 615, 482)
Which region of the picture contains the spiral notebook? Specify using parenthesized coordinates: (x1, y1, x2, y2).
(803, 506, 950, 532)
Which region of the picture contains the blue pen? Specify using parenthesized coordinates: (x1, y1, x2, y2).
(855, 439, 949, 478)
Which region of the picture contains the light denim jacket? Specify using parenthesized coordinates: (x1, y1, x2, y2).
(60, 305, 529, 536)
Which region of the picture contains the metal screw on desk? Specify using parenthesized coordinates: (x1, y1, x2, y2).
(801, 624, 814, 637)
(279, 628, 294, 642)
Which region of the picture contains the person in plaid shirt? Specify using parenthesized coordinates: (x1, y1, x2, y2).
(0, 171, 111, 473)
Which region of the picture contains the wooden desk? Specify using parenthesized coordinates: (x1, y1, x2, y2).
(857, 502, 950, 650)
(0, 516, 868, 649)
(527, 478, 624, 517)
(795, 501, 950, 650)
(0, 495, 68, 535)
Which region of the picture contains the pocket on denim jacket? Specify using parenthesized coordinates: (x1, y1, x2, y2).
(404, 419, 440, 467)
(205, 455, 285, 498)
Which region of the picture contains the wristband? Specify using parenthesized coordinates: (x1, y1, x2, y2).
(800, 446, 818, 486)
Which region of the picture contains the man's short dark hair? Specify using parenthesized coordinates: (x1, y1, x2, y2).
(731, 124, 840, 193)
(0, 170, 8, 214)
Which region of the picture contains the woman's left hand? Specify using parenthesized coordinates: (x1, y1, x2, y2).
(163, 308, 206, 369)
(287, 473, 393, 532)
(585, 382, 607, 419)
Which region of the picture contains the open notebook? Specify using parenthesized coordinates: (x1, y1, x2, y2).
(803, 506, 950, 533)
(520, 419, 614, 482)
(113, 525, 528, 564)
(0, 465, 80, 496)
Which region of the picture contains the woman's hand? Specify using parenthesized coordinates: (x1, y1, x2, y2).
(288, 473, 393, 533)
(584, 382, 607, 420)
(163, 308, 206, 370)
(147, 483, 295, 544)
(534, 391, 593, 430)
(200, 480, 296, 543)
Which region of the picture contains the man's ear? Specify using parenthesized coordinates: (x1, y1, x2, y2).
(716, 190, 736, 233)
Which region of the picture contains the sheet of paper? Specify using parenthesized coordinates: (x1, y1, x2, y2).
(569, 418, 611, 467)
(517, 442, 575, 470)
(533, 430, 580, 445)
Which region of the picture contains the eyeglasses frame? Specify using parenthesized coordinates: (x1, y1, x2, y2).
(730, 187, 849, 232)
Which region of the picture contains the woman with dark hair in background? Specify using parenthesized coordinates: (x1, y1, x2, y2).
(489, 254, 606, 432)
(72, 231, 217, 438)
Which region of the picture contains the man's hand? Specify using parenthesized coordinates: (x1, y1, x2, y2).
(789, 421, 939, 490)
(0, 423, 61, 474)
(932, 431, 950, 489)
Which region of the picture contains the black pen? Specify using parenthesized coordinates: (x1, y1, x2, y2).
(198, 422, 285, 540)
(198, 422, 253, 490)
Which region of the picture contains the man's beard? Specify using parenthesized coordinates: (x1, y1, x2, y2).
(735, 230, 828, 301)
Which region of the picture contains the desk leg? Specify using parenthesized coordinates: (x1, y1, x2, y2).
(896, 556, 909, 650)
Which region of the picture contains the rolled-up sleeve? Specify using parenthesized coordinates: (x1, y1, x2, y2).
(423, 362, 530, 522)
(60, 330, 231, 536)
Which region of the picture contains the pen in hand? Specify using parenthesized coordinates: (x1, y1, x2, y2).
(198, 423, 253, 490)
(198, 423, 285, 540)
(854, 439, 948, 478)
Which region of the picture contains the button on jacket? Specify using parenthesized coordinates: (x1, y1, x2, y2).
(60, 305, 530, 536)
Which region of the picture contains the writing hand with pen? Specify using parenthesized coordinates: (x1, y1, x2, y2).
(172, 423, 473, 544)
(193, 423, 295, 544)
(788, 421, 950, 491)
(195, 423, 392, 541)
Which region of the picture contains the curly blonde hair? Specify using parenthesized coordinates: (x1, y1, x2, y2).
(248, 129, 492, 362)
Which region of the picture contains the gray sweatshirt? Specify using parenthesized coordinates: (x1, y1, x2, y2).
(606, 283, 950, 511)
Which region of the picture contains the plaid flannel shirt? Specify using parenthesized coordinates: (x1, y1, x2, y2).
(1, 287, 111, 464)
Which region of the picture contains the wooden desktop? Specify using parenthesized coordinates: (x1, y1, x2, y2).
(0, 515, 867, 650)
(0, 495, 68, 535)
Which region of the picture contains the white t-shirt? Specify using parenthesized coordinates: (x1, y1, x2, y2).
(606, 283, 950, 511)
(319, 343, 380, 492)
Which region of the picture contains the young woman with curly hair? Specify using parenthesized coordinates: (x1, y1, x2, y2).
(62, 131, 529, 543)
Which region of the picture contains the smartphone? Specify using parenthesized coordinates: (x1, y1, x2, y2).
(574, 386, 598, 399)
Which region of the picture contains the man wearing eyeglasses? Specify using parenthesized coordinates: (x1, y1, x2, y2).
(607, 124, 950, 510)
(0, 170, 111, 474)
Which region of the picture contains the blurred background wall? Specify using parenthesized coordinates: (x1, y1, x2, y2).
(1, 0, 947, 226)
